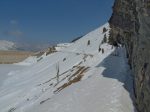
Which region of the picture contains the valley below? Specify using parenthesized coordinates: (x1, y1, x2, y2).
(0, 51, 33, 64)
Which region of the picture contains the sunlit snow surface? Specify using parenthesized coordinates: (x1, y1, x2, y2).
(0, 23, 135, 112)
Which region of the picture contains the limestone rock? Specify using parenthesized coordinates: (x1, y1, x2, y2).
(109, 0, 150, 111)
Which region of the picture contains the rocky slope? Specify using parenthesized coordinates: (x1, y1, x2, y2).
(109, 0, 150, 112)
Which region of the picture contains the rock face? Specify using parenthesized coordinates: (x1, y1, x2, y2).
(109, 0, 150, 111)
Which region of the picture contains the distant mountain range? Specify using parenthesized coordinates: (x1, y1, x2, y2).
(0, 40, 16, 51)
(0, 40, 52, 52)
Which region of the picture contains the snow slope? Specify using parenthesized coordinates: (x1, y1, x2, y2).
(55, 43, 72, 51)
(0, 23, 135, 112)
(14, 52, 47, 66)
(0, 40, 16, 51)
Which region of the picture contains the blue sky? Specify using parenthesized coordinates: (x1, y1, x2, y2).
(0, 0, 114, 45)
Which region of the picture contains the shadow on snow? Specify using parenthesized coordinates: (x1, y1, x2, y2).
(96, 47, 136, 112)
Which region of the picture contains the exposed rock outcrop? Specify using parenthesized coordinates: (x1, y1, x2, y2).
(109, 0, 150, 111)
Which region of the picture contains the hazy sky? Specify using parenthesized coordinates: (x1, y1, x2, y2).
(0, 0, 114, 45)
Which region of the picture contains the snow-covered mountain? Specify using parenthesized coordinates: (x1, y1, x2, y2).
(0, 40, 52, 51)
(0, 40, 16, 50)
(0, 23, 135, 112)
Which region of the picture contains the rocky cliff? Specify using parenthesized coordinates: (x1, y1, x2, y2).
(109, 0, 150, 112)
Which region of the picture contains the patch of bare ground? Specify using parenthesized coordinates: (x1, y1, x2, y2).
(36, 62, 89, 95)
(38, 61, 83, 87)
(54, 66, 90, 93)
(8, 107, 16, 112)
(33, 46, 57, 58)
(40, 98, 51, 104)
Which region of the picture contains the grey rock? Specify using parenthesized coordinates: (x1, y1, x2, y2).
(109, 0, 150, 111)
